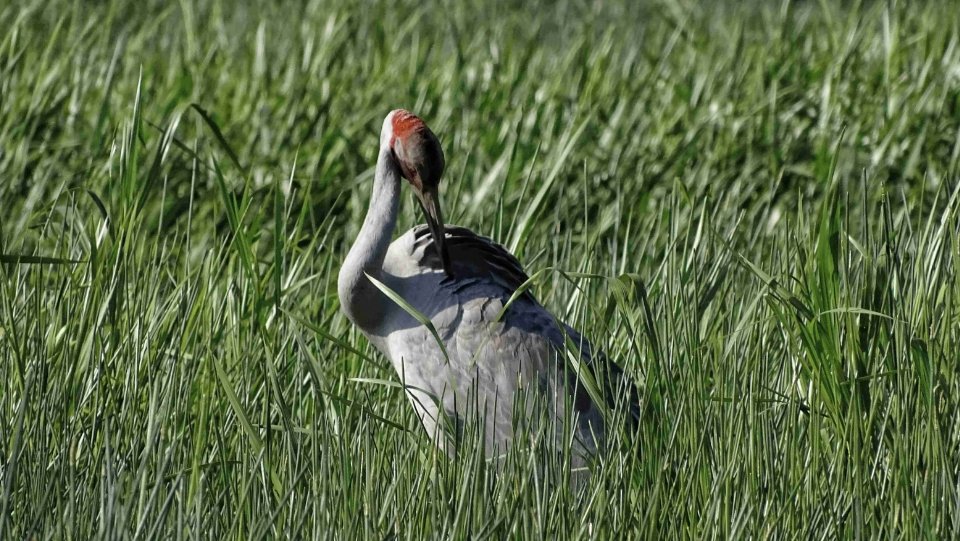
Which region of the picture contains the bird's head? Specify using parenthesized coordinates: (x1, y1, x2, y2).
(380, 109, 452, 273)
(380, 109, 445, 189)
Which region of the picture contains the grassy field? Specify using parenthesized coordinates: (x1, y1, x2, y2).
(2, 0, 960, 537)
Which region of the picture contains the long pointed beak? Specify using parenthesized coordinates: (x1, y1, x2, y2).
(417, 187, 453, 276)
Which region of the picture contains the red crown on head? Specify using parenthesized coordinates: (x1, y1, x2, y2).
(390, 109, 426, 146)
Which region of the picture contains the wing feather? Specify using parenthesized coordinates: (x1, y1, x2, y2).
(411, 224, 532, 295)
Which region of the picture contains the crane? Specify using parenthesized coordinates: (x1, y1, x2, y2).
(337, 109, 635, 467)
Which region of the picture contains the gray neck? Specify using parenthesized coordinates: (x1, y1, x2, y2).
(338, 147, 401, 330)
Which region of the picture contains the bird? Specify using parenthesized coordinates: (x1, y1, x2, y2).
(337, 109, 635, 467)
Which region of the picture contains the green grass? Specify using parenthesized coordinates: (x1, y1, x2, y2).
(2, 0, 960, 537)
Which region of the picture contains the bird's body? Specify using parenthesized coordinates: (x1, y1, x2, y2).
(369, 224, 606, 461)
(338, 110, 629, 466)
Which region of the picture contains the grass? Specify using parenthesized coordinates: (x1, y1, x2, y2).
(2, 0, 959, 537)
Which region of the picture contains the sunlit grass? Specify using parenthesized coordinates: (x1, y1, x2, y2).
(2, 0, 959, 537)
